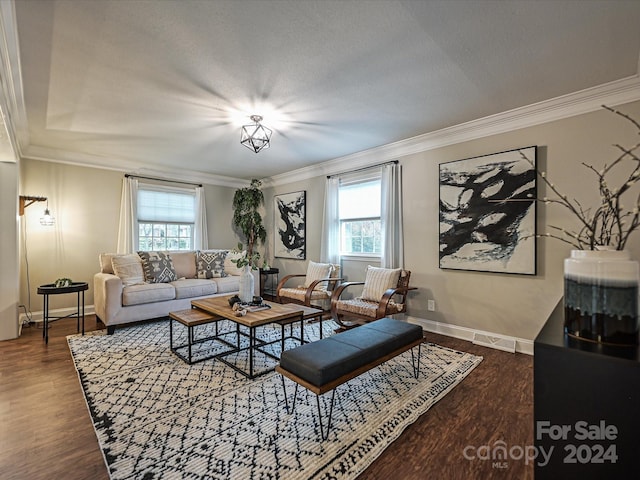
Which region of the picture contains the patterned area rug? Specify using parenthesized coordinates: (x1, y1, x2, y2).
(67, 319, 482, 479)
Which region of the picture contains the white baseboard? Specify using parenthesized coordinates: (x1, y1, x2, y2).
(19, 304, 96, 324)
(406, 315, 534, 356)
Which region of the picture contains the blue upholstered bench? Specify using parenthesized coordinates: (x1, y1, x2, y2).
(275, 317, 424, 439)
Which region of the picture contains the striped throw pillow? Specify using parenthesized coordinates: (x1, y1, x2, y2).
(360, 266, 401, 301)
(303, 261, 333, 291)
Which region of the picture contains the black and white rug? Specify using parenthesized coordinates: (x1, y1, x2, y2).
(67, 319, 482, 480)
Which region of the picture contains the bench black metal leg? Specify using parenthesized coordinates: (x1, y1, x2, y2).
(410, 343, 422, 379)
(280, 375, 289, 412)
(280, 376, 299, 414)
(316, 388, 337, 441)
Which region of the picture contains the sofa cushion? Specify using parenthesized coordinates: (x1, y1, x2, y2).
(138, 251, 179, 283)
(111, 254, 145, 286)
(122, 283, 176, 306)
(212, 275, 241, 294)
(170, 251, 197, 279)
(224, 250, 245, 276)
(171, 279, 218, 299)
(197, 250, 227, 278)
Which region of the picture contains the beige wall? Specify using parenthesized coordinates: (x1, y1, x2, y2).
(14, 100, 640, 341)
(265, 101, 640, 341)
(18, 160, 238, 315)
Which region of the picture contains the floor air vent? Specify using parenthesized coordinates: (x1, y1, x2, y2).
(472, 333, 516, 353)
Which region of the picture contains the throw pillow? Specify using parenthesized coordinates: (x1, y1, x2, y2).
(303, 261, 333, 291)
(137, 251, 178, 283)
(224, 250, 245, 276)
(360, 266, 401, 302)
(196, 250, 227, 278)
(111, 254, 145, 286)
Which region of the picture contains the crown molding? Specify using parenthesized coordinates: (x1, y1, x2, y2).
(268, 74, 640, 186)
(22, 145, 249, 188)
(0, 0, 28, 159)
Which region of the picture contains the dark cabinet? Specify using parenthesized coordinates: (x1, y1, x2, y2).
(534, 300, 640, 478)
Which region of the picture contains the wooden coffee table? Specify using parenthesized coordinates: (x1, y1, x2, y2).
(182, 296, 323, 378)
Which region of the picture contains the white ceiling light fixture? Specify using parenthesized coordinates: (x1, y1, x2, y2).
(240, 115, 272, 153)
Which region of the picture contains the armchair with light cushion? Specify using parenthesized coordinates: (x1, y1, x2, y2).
(330, 266, 414, 329)
(276, 261, 343, 313)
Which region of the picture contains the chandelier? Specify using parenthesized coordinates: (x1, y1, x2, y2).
(240, 115, 272, 153)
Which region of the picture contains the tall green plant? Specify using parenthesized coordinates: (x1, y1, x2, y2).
(232, 179, 267, 268)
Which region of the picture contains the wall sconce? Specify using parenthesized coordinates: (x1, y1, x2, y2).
(19, 195, 55, 226)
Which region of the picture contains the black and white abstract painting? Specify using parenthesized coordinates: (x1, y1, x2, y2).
(275, 191, 306, 259)
(439, 146, 537, 275)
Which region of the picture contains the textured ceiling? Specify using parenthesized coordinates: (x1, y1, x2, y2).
(10, 0, 640, 181)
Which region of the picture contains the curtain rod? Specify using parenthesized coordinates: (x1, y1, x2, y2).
(124, 174, 202, 188)
(326, 160, 399, 178)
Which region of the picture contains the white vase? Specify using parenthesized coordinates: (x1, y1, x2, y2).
(564, 249, 639, 346)
(238, 265, 254, 303)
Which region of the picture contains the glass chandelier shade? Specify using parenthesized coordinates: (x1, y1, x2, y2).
(240, 115, 272, 153)
(40, 201, 55, 226)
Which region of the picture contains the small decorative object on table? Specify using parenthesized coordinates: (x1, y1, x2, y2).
(54, 277, 72, 288)
(522, 106, 639, 346)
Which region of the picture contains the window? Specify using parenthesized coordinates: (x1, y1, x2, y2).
(137, 185, 196, 251)
(339, 178, 381, 255)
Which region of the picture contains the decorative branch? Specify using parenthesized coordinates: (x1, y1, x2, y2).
(520, 105, 640, 250)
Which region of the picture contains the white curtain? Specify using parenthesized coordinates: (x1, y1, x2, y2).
(381, 163, 404, 268)
(194, 186, 208, 250)
(117, 177, 138, 253)
(320, 176, 340, 264)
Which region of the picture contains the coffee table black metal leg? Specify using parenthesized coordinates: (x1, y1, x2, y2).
(249, 326, 255, 378)
(170, 317, 174, 351)
(188, 325, 193, 364)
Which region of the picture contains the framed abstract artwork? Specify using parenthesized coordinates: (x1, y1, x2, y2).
(439, 146, 537, 275)
(274, 190, 306, 259)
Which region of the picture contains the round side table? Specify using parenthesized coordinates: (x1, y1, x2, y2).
(37, 282, 88, 344)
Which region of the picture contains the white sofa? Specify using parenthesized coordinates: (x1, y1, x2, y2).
(93, 250, 258, 333)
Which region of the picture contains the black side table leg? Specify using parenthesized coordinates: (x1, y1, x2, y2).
(43, 294, 49, 343)
(76, 291, 80, 333)
(81, 290, 85, 335)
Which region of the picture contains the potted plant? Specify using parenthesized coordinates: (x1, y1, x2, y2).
(232, 179, 267, 302)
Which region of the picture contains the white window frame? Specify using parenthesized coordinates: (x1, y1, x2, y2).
(338, 172, 382, 259)
(136, 183, 197, 252)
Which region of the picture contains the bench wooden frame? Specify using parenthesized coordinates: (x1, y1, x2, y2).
(275, 336, 423, 440)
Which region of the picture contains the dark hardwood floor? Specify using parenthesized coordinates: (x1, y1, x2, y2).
(0, 315, 533, 480)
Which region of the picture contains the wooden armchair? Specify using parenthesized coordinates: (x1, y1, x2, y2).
(276, 261, 343, 313)
(330, 267, 414, 329)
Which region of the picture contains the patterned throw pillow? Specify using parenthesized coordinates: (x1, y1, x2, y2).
(196, 250, 227, 278)
(137, 251, 178, 283)
(303, 261, 333, 291)
(360, 266, 401, 301)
